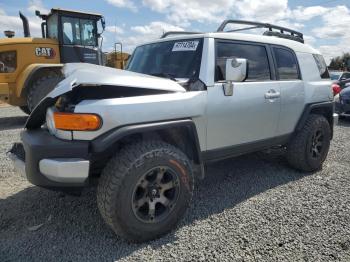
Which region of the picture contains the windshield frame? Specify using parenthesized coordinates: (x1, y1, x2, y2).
(126, 38, 204, 80)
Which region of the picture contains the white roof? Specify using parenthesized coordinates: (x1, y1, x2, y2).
(145, 32, 319, 54)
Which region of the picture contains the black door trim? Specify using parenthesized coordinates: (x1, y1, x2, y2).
(202, 134, 291, 162)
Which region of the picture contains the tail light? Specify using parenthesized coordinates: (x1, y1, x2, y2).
(332, 84, 341, 96)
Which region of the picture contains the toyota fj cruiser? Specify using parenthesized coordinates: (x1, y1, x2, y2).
(9, 20, 338, 242)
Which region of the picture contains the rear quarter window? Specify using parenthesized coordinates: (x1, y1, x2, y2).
(313, 54, 330, 79)
(273, 47, 300, 80)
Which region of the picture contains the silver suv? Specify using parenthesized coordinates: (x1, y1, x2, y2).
(9, 20, 338, 242)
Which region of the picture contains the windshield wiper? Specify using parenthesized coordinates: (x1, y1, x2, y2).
(150, 72, 177, 81)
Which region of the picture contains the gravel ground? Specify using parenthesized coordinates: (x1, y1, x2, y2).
(0, 106, 350, 262)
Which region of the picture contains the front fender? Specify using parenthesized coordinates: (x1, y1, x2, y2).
(90, 119, 205, 179)
(72, 91, 207, 141)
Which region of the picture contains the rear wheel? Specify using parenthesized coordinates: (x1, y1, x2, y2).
(97, 140, 194, 242)
(27, 71, 63, 112)
(287, 114, 331, 172)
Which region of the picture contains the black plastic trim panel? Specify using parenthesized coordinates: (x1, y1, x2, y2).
(91, 119, 205, 178)
(21, 129, 89, 188)
(202, 134, 291, 162)
(295, 101, 334, 138)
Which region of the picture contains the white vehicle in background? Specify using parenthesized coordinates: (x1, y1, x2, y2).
(9, 20, 337, 242)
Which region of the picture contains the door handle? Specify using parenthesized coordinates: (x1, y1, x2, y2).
(264, 89, 280, 99)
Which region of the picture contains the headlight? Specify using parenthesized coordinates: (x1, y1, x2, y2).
(53, 112, 102, 131)
(46, 106, 102, 133)
(0, 51, 17, 73)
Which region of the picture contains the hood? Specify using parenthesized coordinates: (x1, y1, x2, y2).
(25, 63, 186, 129)
(61, 63, 185, 92)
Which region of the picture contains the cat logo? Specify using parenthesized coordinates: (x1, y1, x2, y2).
(35, 47, 56, 58)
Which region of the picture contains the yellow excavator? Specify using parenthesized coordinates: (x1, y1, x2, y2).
(106, 42, 130, 70)
(0, 8, 127, 114)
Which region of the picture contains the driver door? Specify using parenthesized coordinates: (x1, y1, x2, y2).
(206, 40, 281, 157)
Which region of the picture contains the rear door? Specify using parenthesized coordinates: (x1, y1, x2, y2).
(271, 46, 304, 136)
(206, 40, 281, 154)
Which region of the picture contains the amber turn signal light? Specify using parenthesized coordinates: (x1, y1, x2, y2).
(53, 112, 102, 131)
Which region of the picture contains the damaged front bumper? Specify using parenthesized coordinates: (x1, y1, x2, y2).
(7, 143, 26, 178)
(8, 129, 90, 189)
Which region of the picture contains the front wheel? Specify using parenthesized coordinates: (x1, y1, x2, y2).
(286, 114, 331, 172)
(97, 140, 194, 242)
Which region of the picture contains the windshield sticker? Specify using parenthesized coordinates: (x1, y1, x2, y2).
(172, 41, 199, 52)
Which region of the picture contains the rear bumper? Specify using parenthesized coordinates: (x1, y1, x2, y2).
(8, 129, 90, 188)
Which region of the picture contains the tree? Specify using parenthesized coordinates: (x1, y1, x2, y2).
(329, 53, 350, 71)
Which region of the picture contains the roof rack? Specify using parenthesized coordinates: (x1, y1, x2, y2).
(160, 31, 202, 39)
(217, 20, 304, 43)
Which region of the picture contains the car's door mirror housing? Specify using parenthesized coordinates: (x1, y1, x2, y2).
(223, 58, 248, 96)
(225, 58, 248, 82)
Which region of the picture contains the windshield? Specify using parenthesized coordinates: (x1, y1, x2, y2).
(330, 72, 341, 80)
(126, 38, 203, 79)
(61, 16, 97, 46)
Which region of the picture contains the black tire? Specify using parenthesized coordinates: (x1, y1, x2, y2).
(97, 140, 194, 242)
(19, 106, 30, 115)
(27, 71, 63, 112)
(286, 114, 331, 172)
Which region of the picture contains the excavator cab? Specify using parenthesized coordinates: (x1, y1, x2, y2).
(36, 8, 105, 64)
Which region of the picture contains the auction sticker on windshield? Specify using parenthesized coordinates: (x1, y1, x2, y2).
(172, 41, 199, 52)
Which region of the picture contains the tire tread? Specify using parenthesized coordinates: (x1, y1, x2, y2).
(287, 114, 330, 172)
(97, 140, 193, 242)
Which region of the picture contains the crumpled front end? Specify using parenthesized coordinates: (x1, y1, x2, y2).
(12, 63, 206, 189)
(25, 63, 187, 129)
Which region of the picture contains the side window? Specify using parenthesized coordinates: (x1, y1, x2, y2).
(47, 13, 58, 39)
(0, 51, 16, 73)
(80, 19, 96, 46)
(273, 48, 300, 80)
(216, 42, 271, 81)
(62, 17, 81, 45)
(313, 54, 330, 79)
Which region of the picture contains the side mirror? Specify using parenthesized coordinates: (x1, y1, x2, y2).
(101, 17, 106, 31)
(225, 58, 248, 82)
(223, 58, 248, 96)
